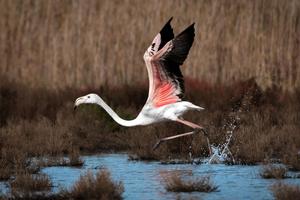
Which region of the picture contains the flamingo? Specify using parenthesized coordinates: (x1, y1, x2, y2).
(74, 18, 211, 153)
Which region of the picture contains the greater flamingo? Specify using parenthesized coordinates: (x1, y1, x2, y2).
(74, 18, 211, 153)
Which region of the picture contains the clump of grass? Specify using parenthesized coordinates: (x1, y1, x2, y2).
(271, 183, 300, 200)
(10, 172, 52, 197)
(68, 149, 84, 167)
(160, 170, 218, 193)
(260, 165, 287, 179)
(68, 169, 124, 200)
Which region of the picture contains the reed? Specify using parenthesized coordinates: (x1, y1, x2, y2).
(0, 0, 299, 90)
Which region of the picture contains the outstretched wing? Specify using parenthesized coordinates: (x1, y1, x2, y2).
(144, 21, 195, 107)
(146, 17, 174, 56)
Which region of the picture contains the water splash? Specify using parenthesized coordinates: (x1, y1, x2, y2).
(207, 133, 235, 164)
(206, 111, 240, 164)
(205, 83, 258, 164)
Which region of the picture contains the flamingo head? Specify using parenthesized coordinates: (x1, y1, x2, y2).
(74, 93, 100, 110)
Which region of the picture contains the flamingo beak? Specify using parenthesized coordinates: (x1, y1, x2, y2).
(74, 97, 83, 111)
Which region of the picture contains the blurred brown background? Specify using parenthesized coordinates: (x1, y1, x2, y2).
(0, 0, 299, 90)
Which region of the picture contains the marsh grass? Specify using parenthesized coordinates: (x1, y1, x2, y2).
(0, 78, 300, 171)
(260, 165, 287, 179)
(160, 170, 218, 192)
(67, 169, 124, 200)
(0, 78, 299, 198)
(10, 173, 51, 198)
(271, 183, 300, 200)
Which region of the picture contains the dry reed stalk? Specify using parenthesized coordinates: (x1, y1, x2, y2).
(0, 0, 299, 90)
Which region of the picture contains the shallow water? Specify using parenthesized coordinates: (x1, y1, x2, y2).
(1, 154, 299, 199)
(38, 154, 300, 200)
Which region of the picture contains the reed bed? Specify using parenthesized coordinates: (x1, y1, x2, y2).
(1, 78, 300, 168)
(0, 0, 299, 90)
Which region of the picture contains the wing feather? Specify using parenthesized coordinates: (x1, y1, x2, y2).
(144, 20, 195, 108)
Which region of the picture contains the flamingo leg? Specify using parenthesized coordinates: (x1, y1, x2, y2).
(152, 131, 195, 150)
(176, 119, 204, 129)
(176, 119, 212, 156)
(152, 119, 212, 156)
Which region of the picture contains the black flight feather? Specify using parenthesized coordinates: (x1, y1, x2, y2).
(160, 23, 195, 98)
(158, 17, 174, 51)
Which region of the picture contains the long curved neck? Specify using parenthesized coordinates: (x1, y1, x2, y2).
(95, 96, 141, 127)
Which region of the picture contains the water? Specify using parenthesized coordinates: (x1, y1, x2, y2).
(0, 182, 9, 196)
(38, 154, 300, 200)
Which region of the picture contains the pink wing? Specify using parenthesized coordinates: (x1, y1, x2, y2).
(144, 20, 195, 108)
